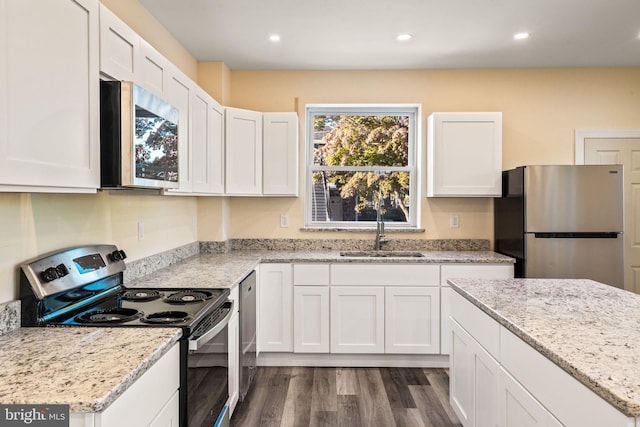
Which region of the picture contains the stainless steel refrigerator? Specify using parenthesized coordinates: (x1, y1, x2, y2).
(494, 165, 624, 288)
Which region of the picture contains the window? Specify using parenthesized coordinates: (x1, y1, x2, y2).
(306, 104, 420, 229)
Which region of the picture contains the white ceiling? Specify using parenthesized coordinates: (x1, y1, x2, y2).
(139, 0, 640, 71)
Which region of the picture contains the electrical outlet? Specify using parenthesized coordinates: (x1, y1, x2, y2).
(138, 221, 145, 240)
(280, 214, 289, 228)
(450, 214, 460, 228)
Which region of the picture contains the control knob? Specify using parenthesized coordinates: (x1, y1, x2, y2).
(108, 249, 127, 262)
(40, 267, 59, 283)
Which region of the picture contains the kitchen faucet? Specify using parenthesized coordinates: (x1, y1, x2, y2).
(374, 197, 387, 250)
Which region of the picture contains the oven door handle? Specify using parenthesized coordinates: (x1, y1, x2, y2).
(188, 300, 234, 352)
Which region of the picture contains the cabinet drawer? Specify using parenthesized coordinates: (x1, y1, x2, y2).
(331, 264, 439, 286)
(449, 291, 499, 359)
(293, 264, 330, 286)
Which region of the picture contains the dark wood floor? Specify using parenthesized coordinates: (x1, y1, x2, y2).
(230, 367, 462, 427)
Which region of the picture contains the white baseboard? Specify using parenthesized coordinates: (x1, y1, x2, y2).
(257, 352, 450, 368)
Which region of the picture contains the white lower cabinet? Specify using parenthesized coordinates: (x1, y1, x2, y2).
(70, 343, 180, 427)
(499, 367, 559, 427)
(293, 286, 329, 353)
(450, 318, 499, 427)
(330, 286, 385, 353)
(451, 291, 634, 427)
(385, 286, 440, 354)
(258, 264, 293, 352)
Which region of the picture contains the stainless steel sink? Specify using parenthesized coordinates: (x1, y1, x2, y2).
(339, 251, 425, 258)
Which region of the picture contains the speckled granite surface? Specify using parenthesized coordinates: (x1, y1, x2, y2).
(0, 327, 181, 412)
(448, 278, 640, 417)
(0, 300, 20, 335)
(126, 250, 513, 289)
(225, 238, 490, 252)
(124, 242, 199, 282)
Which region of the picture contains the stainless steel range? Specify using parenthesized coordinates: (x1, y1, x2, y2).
(19, 244, 232, 427)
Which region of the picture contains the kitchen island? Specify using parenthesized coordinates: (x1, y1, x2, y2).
(448, 277, 640, 426)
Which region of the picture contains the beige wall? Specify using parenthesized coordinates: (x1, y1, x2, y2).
(225, 68, 640, 240)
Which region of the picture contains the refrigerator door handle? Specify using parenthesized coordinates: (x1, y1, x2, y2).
(533, 232, 621, 239)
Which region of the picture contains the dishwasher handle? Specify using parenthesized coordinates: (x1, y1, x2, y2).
(188, 300, 234, 352)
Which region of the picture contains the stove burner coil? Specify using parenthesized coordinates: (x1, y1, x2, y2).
(165, 290, 213, 304)
(121, 290, 161, 302)
(75, 308, 143, 324)
(141, 311, 191, 324)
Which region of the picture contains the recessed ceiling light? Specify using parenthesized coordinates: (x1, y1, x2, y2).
(269, 34, 281, 42)
(514, 32, 530, 40)
(396, 33, 412, 41)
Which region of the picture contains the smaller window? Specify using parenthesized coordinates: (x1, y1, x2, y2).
(306, 104, 420, 229)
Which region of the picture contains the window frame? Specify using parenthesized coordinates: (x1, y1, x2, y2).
(305, 103, 421, 229)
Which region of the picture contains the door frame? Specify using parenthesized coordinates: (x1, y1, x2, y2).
(575, 129, 640, 164)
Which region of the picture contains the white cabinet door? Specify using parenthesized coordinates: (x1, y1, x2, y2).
(294, 286, 329, 353)
(330, 286, 384, 353)
(190, 89, 211, 194)
(208, 101, 225, 194)
(225, 107, 263, 195)
(385, 287, 440, 354)
(148, 390, 180, 427)
(450, 318, 501, 427)
(258, 264, 293, 352)
(499, 368, 548, 427)
(263, 112, 299, 196)
(99, 3, 138, 81)
(139, 39, 170, 99)
(427, 112, 502, 197)
(228, 310, 240, 415)
(441, 287, 452, 355)
(165, 71, 192, 193)
(450, 319, 474, 426)
(0, 0, 100, 192)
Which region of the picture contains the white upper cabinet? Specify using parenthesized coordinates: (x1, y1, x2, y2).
(427, 112, 502, 197)
(164, 70, 192, 193)
(139, 39, 170, 99)
(0, 0, 100, 192)
(189, 88, 225, 195)
(225, 107, 263, 195)
(263, 112, 299, 196)
(99, 3, 137, 81)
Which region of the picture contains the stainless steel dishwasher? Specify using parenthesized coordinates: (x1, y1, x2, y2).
(239, 270, 257, 400)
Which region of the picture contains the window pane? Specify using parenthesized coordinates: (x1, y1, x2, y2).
(311, 171, 410, 223)
(313, 115, 409, 167)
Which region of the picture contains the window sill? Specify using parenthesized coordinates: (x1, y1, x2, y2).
(301, 226, 425, 233)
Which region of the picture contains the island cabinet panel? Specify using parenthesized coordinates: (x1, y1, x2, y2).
(0, 0, 100, 192)
(500, 326, 632, 427)
(451, 290, 636, 427)
(258, 264, 293, 352)
(450, 318, 500, 427)
(441, 264, 513, 355)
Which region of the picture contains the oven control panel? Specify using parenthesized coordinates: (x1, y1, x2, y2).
(20, 245, 127, 299)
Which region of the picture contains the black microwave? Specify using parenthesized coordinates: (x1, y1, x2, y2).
(100, 81, 180, 189)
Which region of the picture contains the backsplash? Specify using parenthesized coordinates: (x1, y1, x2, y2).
(224, 238, 490, 252)
(124, 242, 200, 283)
(0, 300, 20, 335)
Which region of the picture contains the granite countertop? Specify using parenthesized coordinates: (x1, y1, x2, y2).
(0, 327, 181, 412)
(126, 250, 514, 289)
(448, 278, 640, 417)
